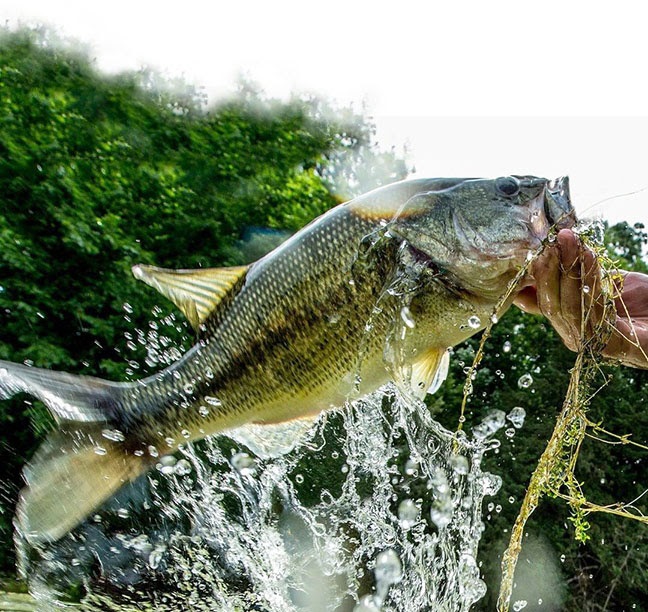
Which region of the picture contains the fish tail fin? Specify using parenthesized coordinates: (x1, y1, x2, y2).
(0, 360, 151, 544)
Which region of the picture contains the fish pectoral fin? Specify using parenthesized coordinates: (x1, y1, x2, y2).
(410, 347, 450, 399)
(132, 264, 249, 330)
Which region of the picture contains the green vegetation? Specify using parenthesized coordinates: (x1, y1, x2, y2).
(0, 27, 646, 610)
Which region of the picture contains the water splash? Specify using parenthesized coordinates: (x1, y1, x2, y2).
(18, 384, 503, 611)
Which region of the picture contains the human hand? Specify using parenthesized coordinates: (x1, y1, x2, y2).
(513, 229, 648, 369)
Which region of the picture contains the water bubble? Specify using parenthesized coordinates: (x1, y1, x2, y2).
(231, 452, 256, 476)
(508, 496, 515, 504)
(513, 601, 528, 611)
(102, 428, 125, 442)
(398, 499, 419, 529)
(504, 427, 516, 439)
(198, 405, 210, 417)
(506, 406, 526, 429)
(400, 306, 416, 329)
(374, 548, 403, 586)
(490, 313, 499, 324)
(148, 445, 159, 458)
(183, 383, 194, 395)
(295, 473, 304, 484)
(181, 429, 191, 439)
(583, 285, 591, 294)
(93, 446, 107, 456)
(517, 373, 534, 389)
(205, 396, 222, 407)
(467, 315, 481, 329)
(122, 303, 133, 314)
(503, 340, 512, 353)
(117, 508, 130, 519)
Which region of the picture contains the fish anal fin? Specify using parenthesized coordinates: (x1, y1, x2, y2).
(410, 347, 450, 399)
(132, 264, 248, 330)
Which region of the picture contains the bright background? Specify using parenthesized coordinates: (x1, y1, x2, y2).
(3, 0, 647, 225)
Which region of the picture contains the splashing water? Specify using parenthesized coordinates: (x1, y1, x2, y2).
(17, 383, 505, 611)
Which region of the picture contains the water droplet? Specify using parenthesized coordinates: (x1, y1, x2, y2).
(181, 429, 191, 439)
(472, 409, 506, 440)
(400, 306, 416, 329)
(374, 548, 403, 586)
(583, 285, 591, 294)
(122, 303, 133, 314)
(295, 473, 304, 484)
(505, 427, 516, 439)
(149, 546, 166, 570)
(93, 446, 107, 456)
(183, 383, 194, 395)
(450, 455, 469, 475)
(157, 455, 177, 475)
(481, 472, 503, 496)
(102, 428, 125, 442)
(205, 396, 222, 407)
(517, 373, 533, 389)
(198, 405, 210, 417)
(503, 340, 512, 353)
(205, 367, 214, 379)
(148, 445, 159, 458)
(404, 457, 419, 476)
(508, 496, 515, 503)
(467, 315, 481, 329)
(398, 499, 419, 529)
(117, 507, 130, 519)
(506, 406, 526, 429)
(513, 601, 528, 611)
(231, 452, 256, 476)
(353, 595, 381, 612)
(490, 313, 499, 324)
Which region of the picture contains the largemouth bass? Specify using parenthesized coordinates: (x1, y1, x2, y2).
(0, 175, 574, 544)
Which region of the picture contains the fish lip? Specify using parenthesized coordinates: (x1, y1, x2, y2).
(545, 176, 576, 229)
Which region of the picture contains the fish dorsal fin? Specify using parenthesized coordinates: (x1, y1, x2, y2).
(410, 348, 450, 399)
(132, 264, 248, 330)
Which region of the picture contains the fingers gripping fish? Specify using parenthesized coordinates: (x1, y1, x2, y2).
(0, 176, 575, 544)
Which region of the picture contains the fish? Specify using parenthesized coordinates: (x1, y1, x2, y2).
(0, 175, 575, 544)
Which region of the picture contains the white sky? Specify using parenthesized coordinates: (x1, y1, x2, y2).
(3, 0, 648, 226)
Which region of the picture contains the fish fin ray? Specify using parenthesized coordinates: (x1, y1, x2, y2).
(0, 360, 126, 423)
(16, 425, 149, 544)
(132, 264, 248, 330)
(410, 348, 450, 399)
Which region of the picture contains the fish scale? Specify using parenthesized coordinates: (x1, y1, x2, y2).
(0, 175, 575, 543)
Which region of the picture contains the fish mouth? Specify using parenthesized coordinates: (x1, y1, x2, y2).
(544, 176, 576, 229)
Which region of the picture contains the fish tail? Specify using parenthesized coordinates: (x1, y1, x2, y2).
(0, 360, 151, 544)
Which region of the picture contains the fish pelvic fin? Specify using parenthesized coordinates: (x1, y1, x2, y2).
(0, 360, 148, 543)
(410, 347, 450, 399)
(16, 425, 150, 545)
(132, 264, 248, 331)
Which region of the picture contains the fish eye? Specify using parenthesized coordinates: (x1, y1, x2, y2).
(495, 176, 521, 198)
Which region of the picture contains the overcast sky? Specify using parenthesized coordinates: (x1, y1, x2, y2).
(3, 0, 648, 225)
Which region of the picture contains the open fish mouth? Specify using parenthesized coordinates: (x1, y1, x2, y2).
(545, 176, 575, 229)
